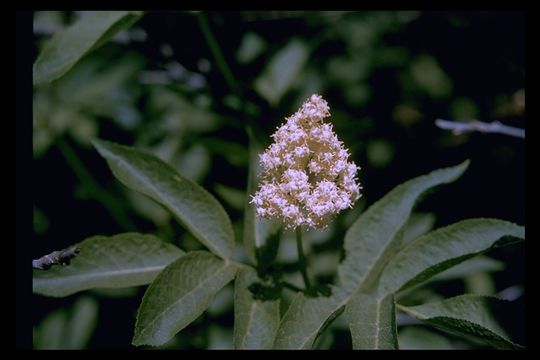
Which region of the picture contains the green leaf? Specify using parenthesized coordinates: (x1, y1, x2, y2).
(63, 296, 99, 349)
(33, 233, 184, 297)
(33, 296, 99, 349)
(346, 293, 398, 349)
(274, 286, 348, 349)
(175, 143, 211, 184)
(237, 32, 267, 64)
(338, 160, 470, 293)
(91, 286, 139, 298)
(209, 325, 234, 350)
(94, 139, 235, 259)
(34, 309, 67, 349)
(396, 255, 505, 304)
(430, 255, 504, 283)
(398, 327, 453, 349)
(233, 267, 280, 349)
(33, 11, 143, 86)
(409, 54, 453, 99)
(202, 138, 249, 167)
(396, 256, 504, 302)
(133, 251, 238, 346)
(214, 183, 246, 211)
(401, 212, 436, 246)
(464, 272, 496, 296)
(254, 39, 309, 105)
(255, 224, 282, 274)
(377, 219, 524, 296)
(397, 295, 522, 349)
(275, 161, 469, 349)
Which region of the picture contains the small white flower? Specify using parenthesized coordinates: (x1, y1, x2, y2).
(250, 94, 362, 229)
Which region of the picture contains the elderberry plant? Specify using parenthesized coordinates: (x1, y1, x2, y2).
(32, 11, 525, 350)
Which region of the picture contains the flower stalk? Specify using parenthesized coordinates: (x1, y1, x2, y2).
(295, 227, 311, 289)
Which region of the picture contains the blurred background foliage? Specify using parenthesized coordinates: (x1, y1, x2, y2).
(33, 11, 524, 349)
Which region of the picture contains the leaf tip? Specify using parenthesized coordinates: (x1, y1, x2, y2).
(91, 138, 107, 151)
(91, 138, 117, 159)
(452, 158, 471, 178)
(132, 321, 158, 347)
(460, 158, 471, 170)
(131, 334, 149, 347)
(440, 158, 471, 184)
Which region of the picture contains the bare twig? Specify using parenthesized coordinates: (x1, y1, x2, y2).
(32, 246, 80, 270)
(435, 119, 525, 139)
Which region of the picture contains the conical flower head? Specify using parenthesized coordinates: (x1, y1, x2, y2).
(251, 94, 362, 229)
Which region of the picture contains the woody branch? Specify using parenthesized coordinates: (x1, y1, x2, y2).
(435, 119, 525, 139)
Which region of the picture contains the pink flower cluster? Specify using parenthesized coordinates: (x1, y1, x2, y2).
(251, 94, 362, 229)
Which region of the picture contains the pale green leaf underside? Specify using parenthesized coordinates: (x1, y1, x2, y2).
(133, 251, 238, 346)
(233, 267, 280, 349)
(274, 161, 470, 349)
(33, 11, 143, 86)
(33, 233, 184, 297)
(398, 295, 522, 349)
(94, 139, 235, 259)
(346, 293, 398, 349)
(377, 218, 524, 296)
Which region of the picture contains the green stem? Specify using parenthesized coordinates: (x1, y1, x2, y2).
(196, 12, 241, 97)
(56, 138, 137, 231)
(295, 226, 311, 289)
(196, 13, 264, 138)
